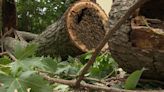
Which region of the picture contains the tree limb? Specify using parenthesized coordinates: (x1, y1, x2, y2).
(39, 72, 126, 92)
(39, 72, 163, 92)
(17, 31, 38, 41)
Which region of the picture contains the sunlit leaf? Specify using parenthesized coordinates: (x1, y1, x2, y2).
(89, 53, 118, 79)
(0, 71, 53, 92)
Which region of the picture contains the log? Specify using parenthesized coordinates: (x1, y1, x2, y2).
(109, 0, 164, 80)
(34, 1, 109, 58)
(130, 16, 164, 50)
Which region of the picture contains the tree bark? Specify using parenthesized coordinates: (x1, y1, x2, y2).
(3, 1, 108, 59)
(17, 31, 38, 42)
(109, 0, 164, 81)
(2, 0, 17, 37)
(33, 1, 109, 58)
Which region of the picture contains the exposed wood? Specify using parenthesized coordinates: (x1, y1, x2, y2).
(130, 16, 164, 50)
(2, 1, 108, 58)
(75, 0, 150, 87)
(109, 0, 164, 80)
(33, 1, 108, 58)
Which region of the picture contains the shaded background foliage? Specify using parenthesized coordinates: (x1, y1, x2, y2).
(16, 0, 75, 33)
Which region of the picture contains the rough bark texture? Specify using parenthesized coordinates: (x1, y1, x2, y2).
(34, 1, 108, 58)
(109, 0, 164, 80)
(17, 31, 38, 42)
(2, 0, 17, 37)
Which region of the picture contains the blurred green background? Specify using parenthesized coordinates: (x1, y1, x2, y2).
(16, 0, 75, 33)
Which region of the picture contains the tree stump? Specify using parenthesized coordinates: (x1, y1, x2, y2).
(109, 0, 164, 80)
(34, 1, 109, 58)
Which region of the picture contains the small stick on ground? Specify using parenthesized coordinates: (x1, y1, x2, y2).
(75, 0, 150, 87)
(39, 72, 164, 92)
(39, 72, 127, 92)
(37, 69, 106, 84)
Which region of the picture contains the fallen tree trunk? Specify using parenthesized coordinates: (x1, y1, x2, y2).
(3, 1, 109, 58)
(109, 0, 164, 80)
(33, 1, 109, 58)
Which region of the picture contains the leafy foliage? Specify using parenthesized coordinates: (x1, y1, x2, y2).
(13, 43, 38, 60)
(0, 71, 52, 92)
(1, 43, 159, 91)
(0, 56, 12, 76)
(0, 44, 53, 92)
(90, 52, 118, 79)
(16, 0, 75, 33)
(0, 43, 118, 92)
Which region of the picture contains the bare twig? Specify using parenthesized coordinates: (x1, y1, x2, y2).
(75, 0, 150, 87)
(37, 69, 106, 84)
(39, 72, 164, 92)
(39, 72, 127, 92)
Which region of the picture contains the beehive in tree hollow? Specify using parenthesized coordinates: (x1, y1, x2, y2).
(109, 0, 164, 80)
(34, 1, 108, 58)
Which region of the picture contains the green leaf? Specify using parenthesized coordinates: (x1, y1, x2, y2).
(89, 53, 118, 79)
(20, 72, 53, 92)
(79, 51, 92, 64)
(0, 56, 12, 65)
(0, 87, 7, 92)
(55, 65, 71, 75)
(0, 70, 9, 76)
(0, 71, 53, 92)
(55, 60, 82, 76)
(124, 68, 145, 90)
(10, 57, 45, 76)
(41, 57, 58, 73)
(7, 79, 27, 92)
(13, 43, 38, 60)
(0, 74, 16, 89)
(0, 57, 12, 75)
